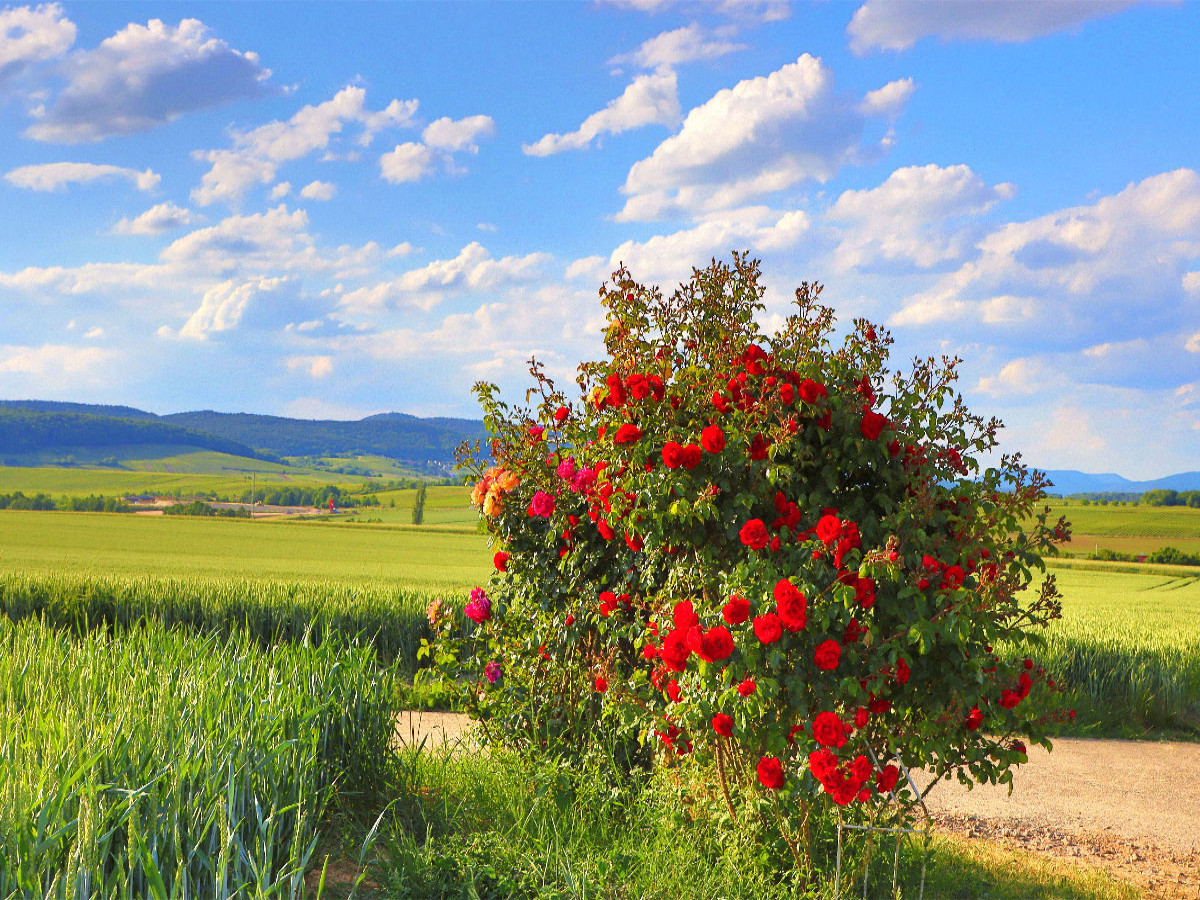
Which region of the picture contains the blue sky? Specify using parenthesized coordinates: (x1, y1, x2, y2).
(0, 1, 1197, 479)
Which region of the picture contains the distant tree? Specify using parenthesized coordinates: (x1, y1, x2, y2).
(1142, 489, 1179, 507)
(411, 483, 427, 525)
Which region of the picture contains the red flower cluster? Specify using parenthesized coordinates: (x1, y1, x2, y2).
(598, 591, 631, 617)
(809, 750, 874, 805)
(662, 441, 702, 470)
(773, 579, 808, 631)
(686, 624, 734, 662)
(613, 423, 643, 444)
(811, 710, 849, 748)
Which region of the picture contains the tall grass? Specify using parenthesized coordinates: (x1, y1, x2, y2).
(0, 571, 441, 675)
(0, 617, 396, 898)
(1011, 564, 1200, 732)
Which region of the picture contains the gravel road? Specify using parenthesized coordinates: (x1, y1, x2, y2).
(395, 714, 1200, 895)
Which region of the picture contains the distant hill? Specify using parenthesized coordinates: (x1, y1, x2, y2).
(0, 400, 486, 471)
(1041, 469, 1200, 497)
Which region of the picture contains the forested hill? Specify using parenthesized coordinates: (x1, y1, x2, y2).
(0, 401, 486, 468)
(0, 407, 269, 461)
(160, 410, 486, 463)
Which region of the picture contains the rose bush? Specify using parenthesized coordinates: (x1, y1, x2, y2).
(427, 253, 1069, 873)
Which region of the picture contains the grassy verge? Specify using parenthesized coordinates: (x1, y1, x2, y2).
(316, 747, 1144, 900)
(0, 617, 396, 897)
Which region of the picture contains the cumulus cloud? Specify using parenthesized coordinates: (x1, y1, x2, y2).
(380, 113, 496, 182)
(606, 206, 810, 285)
(299, 180, 336, 201)
(422, 115, 495, 152)
(0, 2, 75, 88)
(286, 355, 334, 378)
(177, 276, 286, 340)
(192, 86, 416, 205)
(523, 69, 680, 156)
(25, 17, 272, 143)
(827, 164, 1016, 271)
(615, 55, 913, 221)
(111, 201, 200, 235)
(848, 0, 1139, 54)
(159, 205, 313, 274)
(336, 241, 552, 314)
(379, 142, 435, 183)
(4, 161, 159, 192)
(608, 24, 746, 69)
(890, 169, 1200, 350)
(0, 342, 117, 380)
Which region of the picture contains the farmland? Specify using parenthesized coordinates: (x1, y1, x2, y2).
(0, 486, 1196, 896)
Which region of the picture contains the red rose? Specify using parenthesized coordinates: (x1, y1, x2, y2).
(527, 491, 556, 518)
(594, 676, 608, 693)
(812, 711, 848, 749)
(686, 624, 735, 663)
(596, 518, 615, 540)
(756, 756, 786, 790)
(854, 577, 876, 609)
(680, 443, 702, 470)
(700, 424, 726, 454)
(493, 550, 509, 572)
(860, 407, 888, 441)
(673, 600, 699, 631)
(660, 628, 691, 672)
(722, 594, 750, 625)
(813, 638, 841, 671)
(712, 713, 734, 737)
(736, 677, 756, 697)
(876, 764, 900, 794)
(854, 707, 869, 728)
(666, 680, 681, 702)
(965, 706, 983, 730)
(614, 423, 642, 444)
(605, 373, 625, 407)
(773, 578, 808, 632)
(753, 613, 782, 644)
(554, 406, 569, 422)
(748, 433, 769, 460)
(815, 514, 841, 545)
(798, 378, 826, 403)
(779, 383, 795, 405)
(895, 658, 910, 684)
(739, 519, 769, 550)
(661, 441, 684, 469)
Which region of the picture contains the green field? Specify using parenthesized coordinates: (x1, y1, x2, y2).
(0, 508, 491, 591)
(1043, 499, 1200, 557)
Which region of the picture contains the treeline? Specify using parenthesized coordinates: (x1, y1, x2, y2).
(0, 491, 132, 512)
(1091, 546, 1200, 567)
(163, 501, 251, 518)
(1141, 489, 1200, 508)
(0, 407, 271, 461)
(234, 485, 379, 508)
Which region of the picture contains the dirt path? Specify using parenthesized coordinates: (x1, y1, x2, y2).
(395, 714, 1200, 896)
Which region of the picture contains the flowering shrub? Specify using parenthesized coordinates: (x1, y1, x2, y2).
(429, 254, 1069, 870)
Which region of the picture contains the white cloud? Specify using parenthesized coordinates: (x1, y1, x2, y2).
(379, 142, 436, 183)
(192, 86, 414, 205)
(828, 163, 1016, 271)
(5, 161, 159, 192)
(607, 206, 811, 285)
(891, 169, 1200, 340)
(299, 180, 336, 201)
(270, 181, 292, 199)
(1184, 271, 1200, 294)
(25, 17, 272, 143)
(858, 77, 915, 118)
(286, 355, 333, 378)
(848, 0, 1140, 54)
(0, 342, 117, 378)
(82, 326, 104, 339)
(523, 69, 680, 156)
(159, 205, 313, 274)
(608, 24, 745, 69)
(336, 241, 552, 313)
(975, 357, 1066, 397)
(1188, 332, 1200, 353)
(178, 276, 285, 340)
(0, 3, 75, 88)
(422, 114, 495, 152)
(615, 56, 912, 220)
(111, 201, 200, 235)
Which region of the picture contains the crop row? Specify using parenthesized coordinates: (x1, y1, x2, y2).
(0, 616, 395, 898)
(0, 571, 443, 676)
